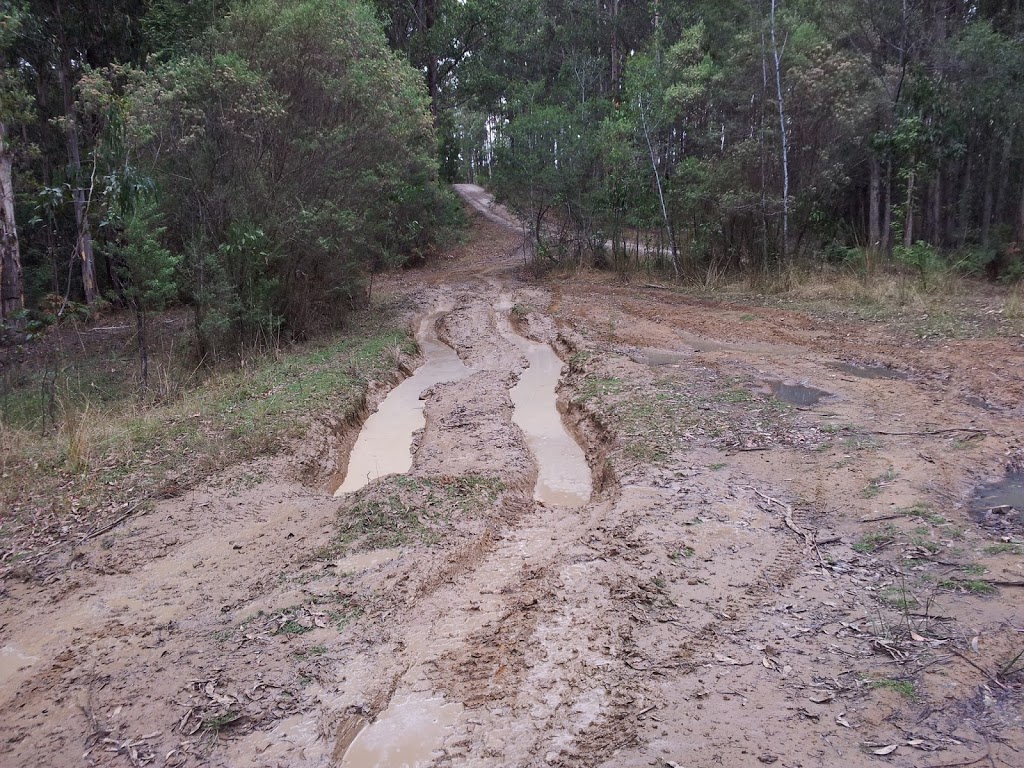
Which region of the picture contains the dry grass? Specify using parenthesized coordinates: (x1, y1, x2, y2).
(1005, 284, 1024, 319)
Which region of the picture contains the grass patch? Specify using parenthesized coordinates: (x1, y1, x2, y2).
(717, 387, 753, 403)
(940, 578, 997, 595)
(0, 306, 413, 570)
(853, 525, 898, 554)
(878, 586, 919, 610)
(984, 542, 1024, 556)
(321, 474, 505, 558)
(900, 503, 947, 525)
(872, 678, 917, 699)
(669, 546, 696, 561)
(575, 376, 622, 403)
(862, 467, 898, 498)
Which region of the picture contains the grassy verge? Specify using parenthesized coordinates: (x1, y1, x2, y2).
(0, 307, 414, 576)
(317, 474, 506, 559)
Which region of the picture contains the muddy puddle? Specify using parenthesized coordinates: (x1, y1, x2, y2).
(829, 362, 908, 380)
(0, 645, 39, 688)
(499, 305, 592, 507)
(627, 347, 688, 367)
(334, 548, 401, 574)
(768, 380, 831, 406)
(340, 694, 462, 768)
(335, 311, 470, 496)
(970, 470, 1024, 532)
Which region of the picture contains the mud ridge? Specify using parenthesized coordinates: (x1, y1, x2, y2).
(554, 330, 618, 497)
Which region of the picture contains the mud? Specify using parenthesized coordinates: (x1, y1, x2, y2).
(335, 311, 469, 495)
(767, 379, 832, 406)
(2, 184, 1023, 768)
(498, 300, 591, 507)
(829, 361, 909, 380)
(970, 470, 1024, 532)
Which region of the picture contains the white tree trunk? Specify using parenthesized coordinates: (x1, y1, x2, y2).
(0, 121, 25, 321)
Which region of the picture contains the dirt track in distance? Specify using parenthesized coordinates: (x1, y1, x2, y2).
(2, 185, 1023, 768)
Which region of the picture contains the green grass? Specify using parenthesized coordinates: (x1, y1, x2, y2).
(669, 546, 696, 561)
(900, 503, 947, 525)
(940, 578, 996, 595)
(853, 525, 898, 554)
(985, 543, 1024, 556)
(872, 678, 916, 699)
(878, 586, 919, 610)
(717, 388, 753, 403)
(861, 468, 898, 498)
(575, 376, 622, 402)
(0, 309, 413, 566)
(708, 462, 727, 471)
(320, 474, 505, 558)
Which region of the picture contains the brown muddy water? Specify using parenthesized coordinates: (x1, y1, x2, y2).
(970, 470, 1024, 531)
(769, 380, 832, 406)
(829, 362, 909, 380)
(339, 694, 462, 768)
(334, 311, 470, 496)
(498, 305, 592, 507)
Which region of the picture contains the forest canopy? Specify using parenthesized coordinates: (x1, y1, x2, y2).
(2, 0, 1024, 362)
(1, 0, 457, 361)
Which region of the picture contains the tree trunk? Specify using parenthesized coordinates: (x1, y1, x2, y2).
(610, 0, 621, 98)
(868, 154, 881, 252)
(995, 134, 1012, 234)
(928, 171, 941, 246)
(133, 299, 149, 390)
(953, 154, 970, 246)
(982, 142, 996, 247)
(882, 160, 893, 253)
(0, 122, 25, 321)
(59, 47, 99, 305)
(1015, 162, 1024, 242)
(770, 0, 789, 261)
(903, 171, 915, 248)
(638, 94, 679, 277)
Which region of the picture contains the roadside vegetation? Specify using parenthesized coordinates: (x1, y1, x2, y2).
(0, 304, 413, 577)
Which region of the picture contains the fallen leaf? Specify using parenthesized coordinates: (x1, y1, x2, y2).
(809, 692, 835, 704)
(836, 713, 853, 728)
(872, 744, 899, 755)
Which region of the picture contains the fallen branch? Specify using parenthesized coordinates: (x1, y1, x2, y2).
(948, 648, 1009, 691)
(864, 428, 990, 437)
(79, 500, 148, 543)
(753, 489, 829, 574)
(859, 513, 904, 523)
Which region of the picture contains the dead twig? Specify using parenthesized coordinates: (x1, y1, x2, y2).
(948, 648, 1009, 691)
(753, 489, 829, 573)
(79, 499, 148, 543)
(859, 513, 904, 523)
(865, 428, 992, 437)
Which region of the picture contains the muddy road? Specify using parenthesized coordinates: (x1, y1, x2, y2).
(2, 185, 1023, 767)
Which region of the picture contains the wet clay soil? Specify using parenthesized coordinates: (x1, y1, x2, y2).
(2, 185, 1024, 768)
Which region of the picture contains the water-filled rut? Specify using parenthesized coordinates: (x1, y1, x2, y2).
(335, 302, 592, 508)
(334, 310, 469, 495)
(498, 304, 592, 507)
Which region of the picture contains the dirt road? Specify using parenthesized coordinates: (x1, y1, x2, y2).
(2, 186, 1023, 767)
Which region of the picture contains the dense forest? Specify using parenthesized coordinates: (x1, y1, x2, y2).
(2, 0, 1023, 363)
